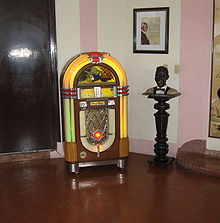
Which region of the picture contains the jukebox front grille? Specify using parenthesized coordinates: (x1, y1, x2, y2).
(85, 107, 109, 145)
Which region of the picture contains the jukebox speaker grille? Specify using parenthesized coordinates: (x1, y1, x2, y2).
(85, 108, 109, 145)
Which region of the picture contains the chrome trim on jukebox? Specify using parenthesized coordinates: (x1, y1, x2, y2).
(61, 88, 77, 99)
(68, 158, 126, 173)
(117, 159, 126, 169)
(117, 85, 129, 96)
(117, 85, 129, 89)
(113, 86, 117, 97)
(69, 163, 79, 173)
(77, 88, 81, 99)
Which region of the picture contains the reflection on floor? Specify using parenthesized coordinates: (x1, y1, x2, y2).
(177, 139, 220, 177)
(0, 152, 220, 223)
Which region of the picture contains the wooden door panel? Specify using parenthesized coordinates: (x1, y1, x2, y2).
(0, 0, 60, 154)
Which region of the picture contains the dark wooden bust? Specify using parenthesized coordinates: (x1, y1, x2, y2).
(142, 66, 181, 167)
(144, 66, 179, 96)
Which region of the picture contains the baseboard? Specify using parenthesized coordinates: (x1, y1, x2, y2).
(0, 151, 51, 163)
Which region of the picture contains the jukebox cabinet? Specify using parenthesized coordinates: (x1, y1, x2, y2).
(61, 52, 129, 173)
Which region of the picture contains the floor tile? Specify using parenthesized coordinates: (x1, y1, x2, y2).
(0, 153, 220, 222)
(0, 204, 46, 223)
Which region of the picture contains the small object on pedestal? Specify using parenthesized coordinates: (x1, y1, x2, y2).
(143, 66, 181, 168)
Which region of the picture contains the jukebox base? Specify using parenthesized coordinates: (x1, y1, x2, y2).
(67, 158, 127, 173)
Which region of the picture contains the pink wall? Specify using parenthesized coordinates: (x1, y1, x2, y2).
(178, 0, 213, 146)
(80, 0, 98, 52)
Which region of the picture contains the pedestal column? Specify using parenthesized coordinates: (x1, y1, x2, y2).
(143, 93, 181, 167)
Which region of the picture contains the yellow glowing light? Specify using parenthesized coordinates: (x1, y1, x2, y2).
(94, 131, 103, 139)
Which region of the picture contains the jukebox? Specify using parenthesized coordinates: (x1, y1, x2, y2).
(61, 52, 129, 173)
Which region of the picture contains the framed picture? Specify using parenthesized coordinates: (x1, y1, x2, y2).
(209, 0, 220, 138)
(133, 7, 169, 54)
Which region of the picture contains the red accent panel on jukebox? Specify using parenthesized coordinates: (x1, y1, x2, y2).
(61, 52, 128, 173)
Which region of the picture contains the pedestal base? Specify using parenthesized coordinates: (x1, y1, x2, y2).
(143, 92, 180, 169)
(67, 158, 127, 173)
(147, 156, 175, 168)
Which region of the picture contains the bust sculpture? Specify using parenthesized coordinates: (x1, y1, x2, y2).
(142, 66, 181, 167)
(144, 66, 179, 95)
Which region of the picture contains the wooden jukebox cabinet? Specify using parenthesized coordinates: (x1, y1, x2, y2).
(61, 52, 129, 173)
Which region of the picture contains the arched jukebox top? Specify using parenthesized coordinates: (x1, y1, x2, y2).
(61, 52, 128, 167)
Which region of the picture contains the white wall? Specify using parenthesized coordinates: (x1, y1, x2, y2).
(55, 0, 80, 75)
(97, 0, 181, 145)
(97, 0, 126, 66)
(53, 0, 80, 154)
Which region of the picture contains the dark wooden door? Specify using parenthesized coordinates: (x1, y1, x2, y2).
(0, 0, 60, 154)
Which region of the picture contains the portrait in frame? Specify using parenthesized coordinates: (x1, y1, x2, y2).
(133, 7, 169, 54)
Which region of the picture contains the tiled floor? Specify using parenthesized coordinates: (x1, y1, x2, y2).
(0, 153, 220, 223)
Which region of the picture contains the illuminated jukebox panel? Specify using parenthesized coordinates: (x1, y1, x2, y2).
(61, 52, 129, 173)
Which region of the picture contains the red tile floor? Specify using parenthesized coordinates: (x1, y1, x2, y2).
(0, 152, 220, 223)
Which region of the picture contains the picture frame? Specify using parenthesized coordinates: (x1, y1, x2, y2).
(133, 7, 169, 54)
(209, 0, 220, 138)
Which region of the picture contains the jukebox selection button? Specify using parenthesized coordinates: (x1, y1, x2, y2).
(80, 101, 87, 108)
(108, 100, 115, 106)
